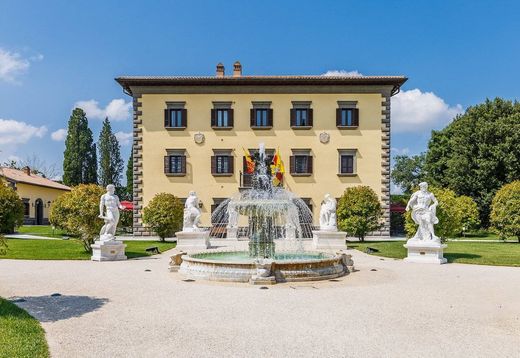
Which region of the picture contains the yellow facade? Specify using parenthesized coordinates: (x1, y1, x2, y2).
(15, 183, 69, 225)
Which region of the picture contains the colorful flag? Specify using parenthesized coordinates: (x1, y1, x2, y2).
(271, 147, 285, 186)
(243, 148, 255, 174)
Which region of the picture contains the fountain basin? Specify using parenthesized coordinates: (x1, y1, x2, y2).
(178, 250, 349, 283)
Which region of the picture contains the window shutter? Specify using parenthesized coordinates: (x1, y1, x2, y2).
(336, 108, 341, 126)
(268, 109, 273, 126)
(164, 156, 170, 173)
(228, 109, 234, 127)
(211, 109, 216, 127)
(181, 156, 186, 174)
(181, 109, 187, 127)
(164, 109, 170, 127)
(290, 109, 296, 127)
(308, 109, 313, 127)
(250, 109, 255, 127)
(307, 156, 313, 174)
(290, 156, 295, 174)
(228, 156, 234, 174)
(211, 156, 216, 174)
(353, 108, 359, 126)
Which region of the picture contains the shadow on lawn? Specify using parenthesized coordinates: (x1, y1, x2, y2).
(445, 253, 481, 262)
(9, 295, 108, 322)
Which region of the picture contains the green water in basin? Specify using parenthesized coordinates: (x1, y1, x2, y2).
(191, 251, 330, 262)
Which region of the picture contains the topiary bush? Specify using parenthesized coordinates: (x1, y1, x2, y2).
(457, 195, 480, 236)
(405, 186, 463, 240)
(142, 193, 183, 241)
(490, 181, 520, 242)
(49, 184, 105, 251)
(0, 180, 24, 234)
(337, 186, 382, 242)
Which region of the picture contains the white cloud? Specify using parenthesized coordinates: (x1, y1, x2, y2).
(0, 118, 47, 145)
(391, 147, 410, 156)
(74, 99, 132, 121)
(321, 70, 363, 77)
(392, 89, 463, 133)
(115, 131, 133, 146)
(0, 48, 43, 83)
(51, 128, 67, 141)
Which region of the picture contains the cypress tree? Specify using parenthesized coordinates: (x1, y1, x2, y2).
(126, 149, 133, 199)
(63, 108, 98, 186)
(98, 117, 124, 188)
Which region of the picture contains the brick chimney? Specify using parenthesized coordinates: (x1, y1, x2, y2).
(233, 61, 242, 77)
(216, 63, 225, 78)
(24, 166, 31, 176)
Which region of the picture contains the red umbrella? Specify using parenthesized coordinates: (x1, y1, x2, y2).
(120, 201, 133, 211)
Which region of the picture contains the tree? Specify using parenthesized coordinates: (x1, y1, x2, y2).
(142, 193, 183, 241)
(0, 234, 7, 255)
(337, 186, 382, 242)
(63, 108, 98, 186)
(425, 98, 520, 226)
(404, 186, 463, 239)
(126, 149, 133, 200)
(49, 184, 105, 251)
(391, 154, 426, 194)
(0, 179, 24, 233)
(457, 195, 480, 236)
(3, 154, 59, 179)
(490, 181, 520, 242)
(98, 117, 124, 188)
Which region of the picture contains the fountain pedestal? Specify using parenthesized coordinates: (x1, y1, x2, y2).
(175, 231, 210, 252)
(403, 240, 447, 264)
(312, 230, 347, 250)
(91, 238, 127, 261)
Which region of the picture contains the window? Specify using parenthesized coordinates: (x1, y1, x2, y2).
(290, 101, 313, 128)
(338, 149, 357, 175)
(164, 103, 187, 129)
(211, 102, 233, 129)
(290, 150, 313, 175)
(336, 101, 359, 128)
(255, 109, 268, 126)
(164, 150, 186, 176)
(211, 150, 234, 175)
(22, 199, 30, 216)
(250, 102, 273, 128)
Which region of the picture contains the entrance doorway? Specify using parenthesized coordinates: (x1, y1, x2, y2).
(35, 199, 44, 225)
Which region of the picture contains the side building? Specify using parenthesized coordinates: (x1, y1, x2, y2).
(116, 62, 406, 237)
(0, 167, 71, 225)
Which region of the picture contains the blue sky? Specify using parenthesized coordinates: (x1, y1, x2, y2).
(1, 0, 519, 178)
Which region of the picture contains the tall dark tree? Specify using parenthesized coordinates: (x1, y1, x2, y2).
(126, 149, 133, 199)
(391, 153, 426, 194)
(425, 98, 520, 226)
(63, 108, 98, 186)
(98, 117, 124, 188)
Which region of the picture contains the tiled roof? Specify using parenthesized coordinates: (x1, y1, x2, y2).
(0, 167, 71, 191)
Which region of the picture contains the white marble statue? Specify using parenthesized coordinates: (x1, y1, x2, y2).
(406, 182, 440, 243)
(183, 191, 202, 232)
(98, 184, 124, 241)
(226, 203, 238, 229)
(319, 194, 337, 231)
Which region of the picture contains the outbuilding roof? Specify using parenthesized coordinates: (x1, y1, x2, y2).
(0, 167, 71, 191)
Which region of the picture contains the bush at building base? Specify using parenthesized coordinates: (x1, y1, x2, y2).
(0, 180, 24, 234)
(142, 193, 183, 241)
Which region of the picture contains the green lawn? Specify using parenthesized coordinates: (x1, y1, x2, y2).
(350, 240, 520, 267)
(0, 239, 176, 260)
(0, 298, 49, 358)
(17, 225, 68, 239)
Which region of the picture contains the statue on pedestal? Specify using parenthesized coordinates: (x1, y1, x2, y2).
(183, 191, 202, 232)
(319, 194, 337, 231)
(98, 184, 124, 241)
(406, 182, 440, 243)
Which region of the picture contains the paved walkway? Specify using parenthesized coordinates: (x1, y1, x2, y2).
(1, 246, 519, 358)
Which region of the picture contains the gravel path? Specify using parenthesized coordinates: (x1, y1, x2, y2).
(1, 248, 519, 358)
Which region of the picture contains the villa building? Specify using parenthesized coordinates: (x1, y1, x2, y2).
(116, 62, 407, 237)
(0, 167, 71, 225)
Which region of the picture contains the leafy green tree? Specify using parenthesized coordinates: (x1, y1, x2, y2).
(98, 117, 124, 188)
(391, 154, 426, 194)
(126, 149, 133, 200)
(49, 184, 104, 251)
(490, 181, 520, 242)
(63, 108, 98, 186)
(457, 195, 480, 235)
(0, 180, 24, 233)
(425, 98, 520, 226)
(337, 186, 382, 242)
(0, 234, 7, 255)
(143, 193, 183, 241)
(405, 186, 463, 239)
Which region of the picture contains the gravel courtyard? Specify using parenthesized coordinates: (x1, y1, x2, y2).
(1, 248, 519, 358)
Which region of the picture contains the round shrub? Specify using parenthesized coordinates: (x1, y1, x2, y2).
(491, 181, 520, 242)
(457, 195, 480, 235)
(142, 193, 183, 240)
(0, 180, 24, 234)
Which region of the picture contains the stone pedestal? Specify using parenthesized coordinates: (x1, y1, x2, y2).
(175, 231, 210, 252)
(312, 230, 347, 250)
(404, 240, 447, 264)
(91, 240, 127, 261)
